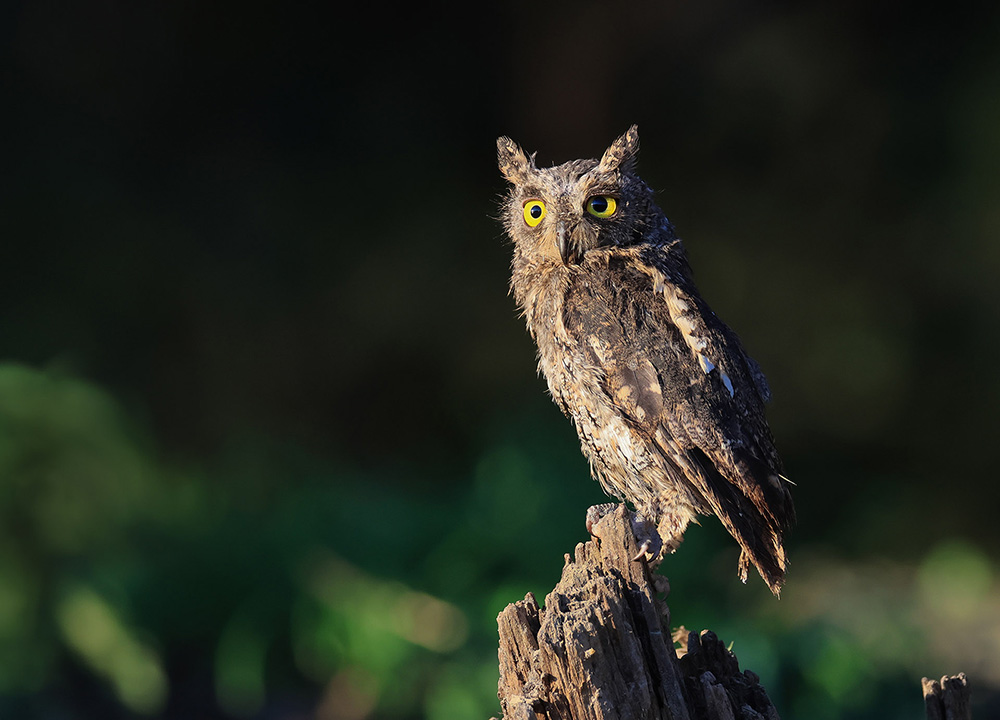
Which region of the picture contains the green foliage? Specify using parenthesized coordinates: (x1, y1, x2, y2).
(0, 364, 997, 718)
(0, 365, 594, 717)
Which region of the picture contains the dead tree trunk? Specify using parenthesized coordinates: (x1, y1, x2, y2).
(495, 505, 779, 720)
(494, 505, 972, 720)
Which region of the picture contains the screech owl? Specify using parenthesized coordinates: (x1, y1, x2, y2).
(497, 126, 795, 594)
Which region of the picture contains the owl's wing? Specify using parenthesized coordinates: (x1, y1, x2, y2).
(564, 249, 794, 594)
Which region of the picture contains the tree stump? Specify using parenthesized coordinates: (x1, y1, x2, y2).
(495, 505, 779, 720)
(923, 674, 971, 720)
(494, 504, 974, 719)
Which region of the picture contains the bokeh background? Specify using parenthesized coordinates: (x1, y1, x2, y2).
(3, 1, 1000, 718)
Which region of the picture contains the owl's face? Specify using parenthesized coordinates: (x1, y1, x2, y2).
(497, 126, 658, 265)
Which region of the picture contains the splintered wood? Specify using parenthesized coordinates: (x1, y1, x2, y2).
(495, 505, 779, 720)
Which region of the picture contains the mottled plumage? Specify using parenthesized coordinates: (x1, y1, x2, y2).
(497, 126, 795, 594)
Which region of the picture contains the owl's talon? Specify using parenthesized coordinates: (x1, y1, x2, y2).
(630, 514, 663, 562)
(587, 504, 663, 562)
(586, 503, 618, 536)
(632, 538, 654, 562)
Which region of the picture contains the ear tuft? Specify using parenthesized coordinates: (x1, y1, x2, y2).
(497, 136, 533, 184)
(598, 124, 639, 174)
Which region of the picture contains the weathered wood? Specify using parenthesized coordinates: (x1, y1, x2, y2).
(495, 505, 779, 720)
(923, 674, 971, 720)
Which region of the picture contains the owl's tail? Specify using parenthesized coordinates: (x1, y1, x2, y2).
(691, 448, 795, 596)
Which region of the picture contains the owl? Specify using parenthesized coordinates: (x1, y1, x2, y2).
(497, 126, 795, 594)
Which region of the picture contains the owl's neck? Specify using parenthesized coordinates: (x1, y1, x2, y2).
(509, 252, 577, 341)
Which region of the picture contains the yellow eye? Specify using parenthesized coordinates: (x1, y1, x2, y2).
(586, 195, 617, 218)
(522, 200, 546, 227)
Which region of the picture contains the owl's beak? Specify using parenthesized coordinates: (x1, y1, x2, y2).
(557, 222, 572, 265)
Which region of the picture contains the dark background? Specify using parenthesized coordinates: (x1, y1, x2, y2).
(2, 1, 1000, 718)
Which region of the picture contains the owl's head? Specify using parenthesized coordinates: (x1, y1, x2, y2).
(497, 126, 668, 266)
